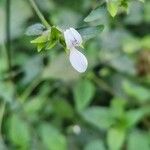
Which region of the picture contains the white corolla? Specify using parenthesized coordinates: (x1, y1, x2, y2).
(64, 28, 88, 73)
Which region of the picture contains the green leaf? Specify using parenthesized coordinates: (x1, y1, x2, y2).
(8, 114, 30, 148)
(84, 7, 107, 22)
(127, 130, 150, 150)
(107, 127, 126, 150)
(25, 23, 45, 36)
(52, 99, 74, 119)
(37, 43, 45, 52)
(39, 124, 67, 150)
(73, 79, 95, 112)
(23, 97, 45, 115)
(31, 31, 50, 44)
(81, 107, 114, 130)
(107, 0, 119, 17)
(110, 98, 126, 119)
(123, 80, 150, 103)
(126, 108, 149, 128)
(78, 25, 104, 41)
(84, 139, 106, 150)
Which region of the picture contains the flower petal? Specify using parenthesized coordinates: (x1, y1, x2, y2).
(69, 48, 88, 73)
(64, 29, 74, 49)
(69, 28, 82, 45)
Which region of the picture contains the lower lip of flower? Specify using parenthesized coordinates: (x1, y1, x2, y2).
(69, 48, 88, 73)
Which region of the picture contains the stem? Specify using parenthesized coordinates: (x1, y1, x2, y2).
(19, 75, 42, 102)
(90, 73, 114, 95)
(0, 101, 6, 135)
(28, 0, 51, 29)
(6, 0, 11, 74)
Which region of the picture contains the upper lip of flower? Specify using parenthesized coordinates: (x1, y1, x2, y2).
(64, 28, 82, 49)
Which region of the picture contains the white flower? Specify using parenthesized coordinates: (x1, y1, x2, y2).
(69, 48, 88, 73)
(64, 28, 88, 73)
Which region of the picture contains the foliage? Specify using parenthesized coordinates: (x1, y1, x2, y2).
(0, 0, 150, 150)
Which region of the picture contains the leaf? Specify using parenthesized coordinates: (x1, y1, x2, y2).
(78, 25, 104, 41)
(52, 99, 74, 119)
(107, 0, 119, 17)
(107, 127, 126, 150)
(73, 79, 95, 112)
(123, 80, 150, 103)
(81, 107, 114, 130)
(84, 7, 107, 22)
(23, 97, 45, 115)
(126, 108, 149, 128)
(127, 130, 150, 150)
(8, 114, 30, 148)
(25, 23, 45, 36)
(84, 139, 106, 150)
(31, 31, 50, 44)
(39, 124, 67, 150)
(108, 55, 136, 75)
(110, 98, 127, 119)
(37, 43, 45, 52)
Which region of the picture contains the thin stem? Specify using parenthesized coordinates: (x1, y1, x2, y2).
(6, 0, 11, 74)
(0, 101, 6, 135)
(28, 0, 51, 29)
(19, 75, 42, 102)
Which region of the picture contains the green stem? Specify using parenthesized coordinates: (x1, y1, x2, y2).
(0, 101, 6, 138)
(28, 0, 51, 29)
(19, 76, 41, 102)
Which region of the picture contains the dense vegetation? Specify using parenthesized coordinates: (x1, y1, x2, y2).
(0, 0, 150, 150)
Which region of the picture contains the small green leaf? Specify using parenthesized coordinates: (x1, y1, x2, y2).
(127, 130, 150, 150)
(78, 25, 104, 41)
(39, 124, 67, 150)
(107, 0, 119, 17)
(37, 43, 45, 52)
(8, 114, 30, 148)
(110, 98, 127, 119)
(31, 31, 50, 44)
(23, 97, 45, 114)
(84, 7, 107, 22)
(81, 107, 114, 130)
(123, 80, 150, 103)
(73, 79, 95, 112)
(52, 99, 74, 119)
(126, 108, 149, 128)
(107, 127, 126, 150)
(84, 139, 106, 150)
(25, 23, 45, 36)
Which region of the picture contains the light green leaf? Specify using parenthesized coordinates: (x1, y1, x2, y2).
(123, 80, 150, 103)
(126, 108, 149, 128)
(84, 7, 107, 22)
(107, 127, 126, 150)
(23, 97, 45, 115)
(73, 79, 95, 112)
(25, 23, 45, 36)
(107, 0, 119, 17)
(8, 114, 30, 148)
(78, 25, 104, 41)
(31, 31, 50, 44)
(84, 139, 106, 150)
(110, 98, 126, 119)
(39, 124, 67, 150)
(127, 130, 150, 150)
(81, 107, 114, 130)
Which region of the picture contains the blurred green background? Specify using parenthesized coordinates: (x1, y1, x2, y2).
(0, 0, 150, 150)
